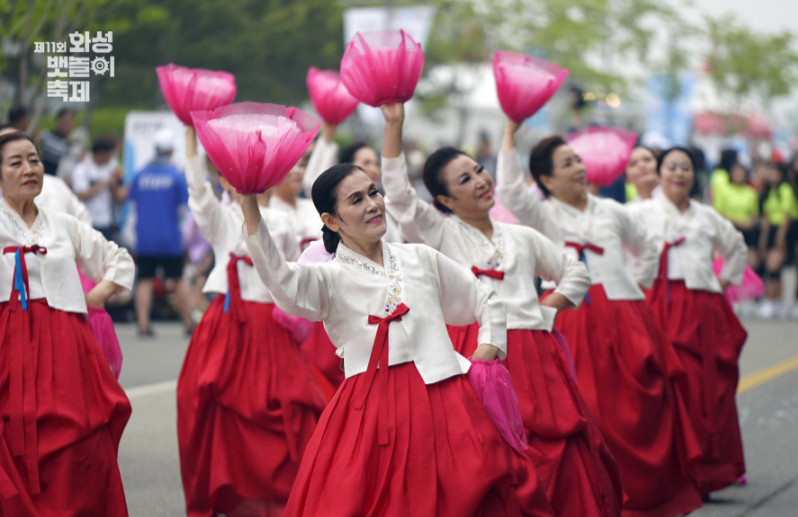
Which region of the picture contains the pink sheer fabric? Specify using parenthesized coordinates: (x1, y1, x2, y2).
(467, 359, 528, 453)
(79, 271, 123, 379)
(191, 102, 321, 194)
(306, 68, 359, 125)
(713, 258, 765, 304)
(340, 30, 425, 107)
(493, 51, 569, 123)
(156, 64, 237, 126)
(564, 126, 637, 187)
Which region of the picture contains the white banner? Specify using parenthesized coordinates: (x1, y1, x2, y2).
(343, 6, 436, 50)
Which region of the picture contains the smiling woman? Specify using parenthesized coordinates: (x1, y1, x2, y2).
(0, 131, 135, 516)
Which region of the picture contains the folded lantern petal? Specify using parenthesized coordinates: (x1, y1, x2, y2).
(340, 29, 425, 108)
(156, 63, 237, 126)
(306, 68, 360, 125)
(191, 102, 321, 195)
(493, 50, 569, 123)
(565, 126, 638, 187)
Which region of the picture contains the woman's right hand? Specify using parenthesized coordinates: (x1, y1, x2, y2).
(240, 194, 262, 236)
(380, 103, 404, 126)
(381, 103, 404, 159)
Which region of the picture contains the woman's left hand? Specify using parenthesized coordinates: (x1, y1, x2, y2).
(85, 279, 118, 308)
(472, 343, 500, 361)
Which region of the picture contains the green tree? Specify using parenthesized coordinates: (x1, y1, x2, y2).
(705, 14, 798, 109)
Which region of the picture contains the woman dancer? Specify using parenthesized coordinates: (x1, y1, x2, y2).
(628, 147, 747, 495)
(497, 120, 703, 517)
(299, 124, 422, 389)
(379, 103, 621, 517)
(241, 161, 555, 517)
(177, 127, 328, 517)
(625, 145, 659, 203)
(269, 146, 320, 249)
(0, 132, 133, 515)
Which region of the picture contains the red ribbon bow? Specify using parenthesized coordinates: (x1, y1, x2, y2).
(225, 253, 253, 320)
(659, 237, 685, 304)
(1, 245, 48, 495)
(564, 241, 605, 256)
(351, 303, 410, 446)
(471, 266, 505, 280)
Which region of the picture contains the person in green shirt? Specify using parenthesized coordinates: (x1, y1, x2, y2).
(758, 161, 798, 317)
(714, 160, 760, 270)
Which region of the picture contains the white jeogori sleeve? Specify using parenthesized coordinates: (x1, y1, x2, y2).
(185, 155, 224, 243)
(495, 149, 545, 229)
(245, 217, 332, 321)
(432, 248, 508, 359)
(303, 138, 339, 198)
(616, 203, 659, 288)
(69, 215, 135, 296)
(382, 153, 447, 249)
(529, 228, 590, 307)
(712, 210, 747, 285)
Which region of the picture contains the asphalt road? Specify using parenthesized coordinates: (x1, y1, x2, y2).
(113, 319, 798, 517)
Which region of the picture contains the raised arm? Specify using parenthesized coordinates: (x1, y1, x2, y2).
(495, 119, 545, 229)
(529, 228, 590, 311)
(380, 103, 448, 249)
(711, 209, 747, 288)
(241, 194, 332, 321)
(432, 248, 507, 361)
(185, 126, 225, 243)
(69, 215, 135, 305)
(616, 202, 659, 289)
(303, 122, 339, 197)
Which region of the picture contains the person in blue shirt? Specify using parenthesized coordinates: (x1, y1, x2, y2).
(126, 130, 195, 337)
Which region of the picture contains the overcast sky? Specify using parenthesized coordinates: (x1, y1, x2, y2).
(685, 0, 796, 34)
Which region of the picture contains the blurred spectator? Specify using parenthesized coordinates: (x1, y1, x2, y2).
(71, 136, 123, 240)
(7, 106, 29, 132)
(757, 161, 798, 319)
(625, 145, 660, 202)
(713, 161, 760, 270)
(711, 148, 738, 199)
(126, 129, 194, 337)
(40, 108, 75, 175)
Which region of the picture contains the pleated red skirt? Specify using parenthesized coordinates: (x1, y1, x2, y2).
(646, 280, 747, 492)
(0, 299, 131, 516)
(449, 323, 623, 517)
(547, 285, 703, 517)
(177, 295, 328, 517)
(284, 361, 555, 517)
(300, 322, 345, 390)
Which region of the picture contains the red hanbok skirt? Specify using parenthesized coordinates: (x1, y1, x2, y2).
(0, 299, 131, 516)
(284, 361, 555, 517)
(449, 323, 623, 517)
(301, 321, 345, 390)
(547, 285, 703, 517)
(646, 279, 747, 492)
(177, 295, 328, 517)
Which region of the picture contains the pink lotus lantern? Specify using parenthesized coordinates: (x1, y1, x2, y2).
(191, 102, 321, 194)
(564, 126, 638, 187)
(340, 29, 425, 107)
(156, 63, 237, 126)
(713, 258, 765, 305)
(493, 51, 569, 123)
(306, 67, 359, 125)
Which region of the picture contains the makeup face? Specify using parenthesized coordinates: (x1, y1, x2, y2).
(436, 154, 495, 217)
(0, 139, 44, 202)
(539, 144, 587, 202)
(659, 150, 694, 202)
(352, 147, 381, 185)
(626, 147, 659, 191)
(324, 170, 387, 246)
